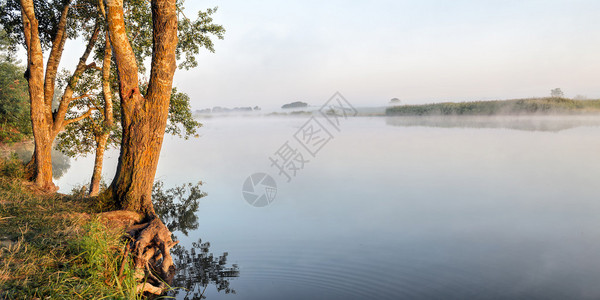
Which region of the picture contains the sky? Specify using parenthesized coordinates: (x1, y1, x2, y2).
(57, 0, 600, 109)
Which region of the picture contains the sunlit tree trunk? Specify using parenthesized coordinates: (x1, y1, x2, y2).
(104, 0, 177, 215)
(89, 34, 114, 197)
(19, 0, 99, 191)
(20, 0, 55, 190)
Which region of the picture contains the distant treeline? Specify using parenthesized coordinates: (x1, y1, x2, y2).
(386, 98, 600, 116)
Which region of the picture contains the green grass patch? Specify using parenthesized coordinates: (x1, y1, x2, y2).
(0, 159, 138, 299)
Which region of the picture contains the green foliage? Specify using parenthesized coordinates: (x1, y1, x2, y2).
(0, 0, 95, 51)
(177, 6, 226, 70)
(0, 53, 31, 142)
(55, 65, 122, 157)
(121, 0, 225, 72)
(386, 98, 600, 116)
(167, 88, 202, 139)
(55, 0, 219, 158)
(64, 220, 139, 299)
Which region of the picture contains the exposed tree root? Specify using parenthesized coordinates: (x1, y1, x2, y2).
(99, 211, 178, 295)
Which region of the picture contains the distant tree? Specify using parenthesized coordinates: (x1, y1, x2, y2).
(389, 98, 400, 104)
(574, 94, 588, 100)
(551, 88, 564, 98)
(0, 32, 30, 142)
(282, 101, 308, 109)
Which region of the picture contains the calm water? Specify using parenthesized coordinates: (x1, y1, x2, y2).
(56, 115, 600, 299)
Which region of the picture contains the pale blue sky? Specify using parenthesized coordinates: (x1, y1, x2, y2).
(50, 1, 600, 109)
(177, 0, 600, 109)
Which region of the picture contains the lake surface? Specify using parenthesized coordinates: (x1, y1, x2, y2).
(56, 115, 600, 299)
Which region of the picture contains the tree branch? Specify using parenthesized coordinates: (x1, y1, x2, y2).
(43, 1, 72, 114)
(63, 108, 96, 126)
(51, 21, 100, 136)
(102, 29, 114, 127)
(87, 62, 102, 71)
(145, 0, 177, 106)
(105, 0, 141, 99)
(70, 93, 92, 101)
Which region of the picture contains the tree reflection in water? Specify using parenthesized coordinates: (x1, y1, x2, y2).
(153, 181, 240, 299)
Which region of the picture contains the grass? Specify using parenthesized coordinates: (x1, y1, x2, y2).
(0, 157, 139, 299)
(386, 97, 600, 116)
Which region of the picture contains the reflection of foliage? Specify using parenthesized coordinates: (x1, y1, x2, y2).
(51, 148, 71, 179)
(151, 181, 239, 299)
(169, 240, 239, 300)
(153, 181, 206, 236)
(10, 144, 71, 179)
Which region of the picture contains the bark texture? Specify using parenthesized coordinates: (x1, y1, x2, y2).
(18, 0, 99, 191)
(102, 0, 179, 293)
(89, 33, 114, 197)
(20, 0, 55, 190)
(105, 0, 177, 215)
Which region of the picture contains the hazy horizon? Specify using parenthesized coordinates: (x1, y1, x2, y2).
(44, 0, 600, 110)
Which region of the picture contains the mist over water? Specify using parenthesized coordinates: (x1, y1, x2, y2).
(56, 115, 600, 299)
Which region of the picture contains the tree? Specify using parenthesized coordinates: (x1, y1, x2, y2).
(99, 0, 223, 293)
(56, 84, 201, 196)
(0, 33, 30, 142)
(6, 0, 224, 293)
(389, 97, 400, 104)
(551, 88, 564, 98)
(100, 0, 223, 214)
(1, 0, 100, 190)
(1, 0, 221, 192)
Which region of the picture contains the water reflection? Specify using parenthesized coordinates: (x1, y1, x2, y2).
(153, 181, 207, 235)
(12, 142, 71, 179)
(55, 117, 600, 299)
(169, 240, 239, 300)
(385, 115, 600, 131)
(153, 181, 240, 299)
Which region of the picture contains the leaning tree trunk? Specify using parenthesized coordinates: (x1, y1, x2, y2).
(105, 0, 177, 215)
(103, 0, 179, 294)
(20, 0, 55, 190)
(19, 0, 97, 191)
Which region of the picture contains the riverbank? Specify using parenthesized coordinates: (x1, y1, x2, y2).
(0, 158, 138, 298)
(386, 98, 600, 116)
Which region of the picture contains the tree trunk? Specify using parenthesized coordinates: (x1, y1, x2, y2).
(102, 0, 181, 294)
(89, 134, 107, 196)
(105, 0, 177, 216)
(89, 32, 114, 197)
(19, 0, 95, 191)
(20, 0, 55, 190)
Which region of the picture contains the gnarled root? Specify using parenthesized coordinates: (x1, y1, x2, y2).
(129, 217, 179, 294)
(99, 211, 178, 295)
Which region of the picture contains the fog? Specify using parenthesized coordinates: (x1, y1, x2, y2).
(386, 115, 600, 132)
